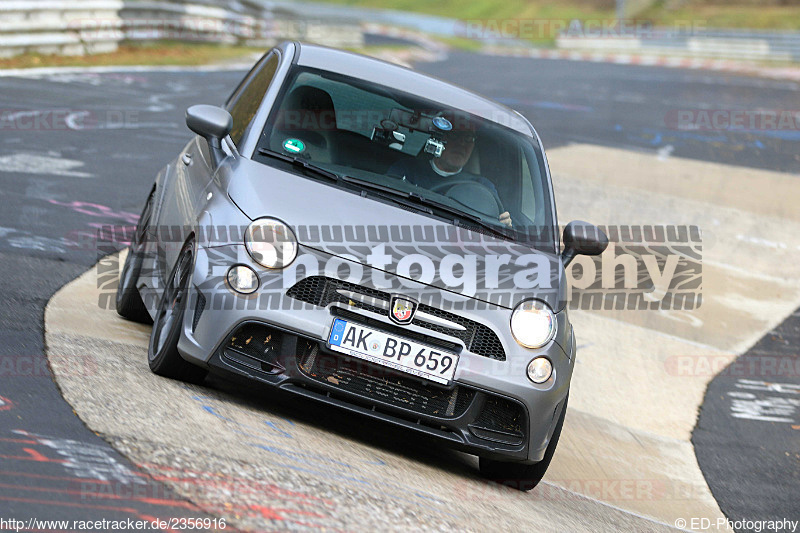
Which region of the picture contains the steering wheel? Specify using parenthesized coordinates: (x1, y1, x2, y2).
(429, 179, 503, 218)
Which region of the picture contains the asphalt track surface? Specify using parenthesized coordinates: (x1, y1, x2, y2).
(0, 51, 798, 530)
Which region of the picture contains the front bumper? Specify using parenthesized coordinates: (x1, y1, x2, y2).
(178, 244, 574, 463)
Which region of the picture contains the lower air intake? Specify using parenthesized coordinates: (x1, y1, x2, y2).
(298, 346, 475, 418)
(469, 397, 526, 445)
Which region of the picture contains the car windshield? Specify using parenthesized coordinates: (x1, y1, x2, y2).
(254, 66, 554, 246)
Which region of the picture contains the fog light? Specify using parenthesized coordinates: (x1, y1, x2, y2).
(527, 357, 552, 384)
(227, 265, 259, 294)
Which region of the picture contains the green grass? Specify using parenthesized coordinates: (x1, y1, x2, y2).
(641, 4, 800, 31)
(315, 0, 800, 34)
(0, 41, 265, 70)
(315, 0, 614, 21)
(320, 0, 614, 43)
(434, 36, 486, 52)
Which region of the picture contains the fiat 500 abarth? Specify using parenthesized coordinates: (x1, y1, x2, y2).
(116, 42, 607, 489)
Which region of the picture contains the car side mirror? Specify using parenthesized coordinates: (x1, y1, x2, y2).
(186, 105, 233, 166)
(562, 220, 608, 266)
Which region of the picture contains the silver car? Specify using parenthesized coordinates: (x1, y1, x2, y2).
(116, 41, 607, 490)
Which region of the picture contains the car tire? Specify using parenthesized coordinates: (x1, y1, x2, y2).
(147, 240, 207, 384)
(116, 189, 154, 324)
(479, 394, 568, 491)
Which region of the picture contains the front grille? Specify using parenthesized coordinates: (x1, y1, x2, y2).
(285, 275, 328, 306)
(470, 396, 526, 445)
(410, 305, 505, 361)
(287, 276, 506, 360)
(298, 345, 475, 418)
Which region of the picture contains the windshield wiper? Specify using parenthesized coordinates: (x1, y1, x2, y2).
(339, 175, 433, 215)
(407, 193, 514, 240)
(257, 152, 429, 215)
(257, 148, 340, 182)
(342, 175, 512, 240)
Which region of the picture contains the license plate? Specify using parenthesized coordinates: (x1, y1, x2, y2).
(327, 318, 458, 385)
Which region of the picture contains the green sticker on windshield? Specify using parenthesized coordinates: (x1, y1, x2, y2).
(283, 138, 305, 154)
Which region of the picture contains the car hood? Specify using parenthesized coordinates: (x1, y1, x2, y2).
(227, 159, 566, 311)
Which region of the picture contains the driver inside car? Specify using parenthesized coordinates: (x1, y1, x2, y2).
(388, 114, 513, 228)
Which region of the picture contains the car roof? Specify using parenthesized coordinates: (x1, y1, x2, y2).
(294, 43, 534, 136)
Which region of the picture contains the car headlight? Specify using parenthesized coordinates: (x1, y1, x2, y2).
(510, 299, 556, 349)
(244, 218, 298, 269)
